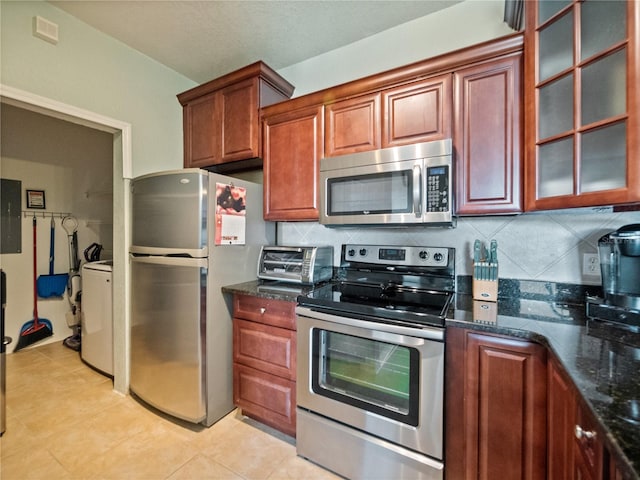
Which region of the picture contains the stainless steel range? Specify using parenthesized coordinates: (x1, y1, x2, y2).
(296, 244, 455, 480)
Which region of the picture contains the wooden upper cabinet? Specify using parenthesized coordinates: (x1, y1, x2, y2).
(262, 104, 324, 221)
(524, 0, 640, 210)
(454, 53, 523, 214)
(324, 92, 381, 156)
(182, 92, 221, 169)
(445, 327, 547, 480)
(219, 78, 259, 162)
(177, 61, 294, 170)
(382, 74, 452, 148)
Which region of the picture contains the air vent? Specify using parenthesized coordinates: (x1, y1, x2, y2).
(33, 16, 59, 45)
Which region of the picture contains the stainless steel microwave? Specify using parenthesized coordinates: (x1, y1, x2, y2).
(319, 139, 454, 227)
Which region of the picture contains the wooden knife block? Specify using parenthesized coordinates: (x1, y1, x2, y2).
(472, 278, 498, 302)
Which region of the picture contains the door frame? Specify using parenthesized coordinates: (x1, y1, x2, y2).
(0, 84, 132, 394)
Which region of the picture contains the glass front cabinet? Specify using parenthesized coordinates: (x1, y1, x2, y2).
(524, 0, 640, 210)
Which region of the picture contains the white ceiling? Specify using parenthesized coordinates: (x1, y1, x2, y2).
(49, 0, 463, 84)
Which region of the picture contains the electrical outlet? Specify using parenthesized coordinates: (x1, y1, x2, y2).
(582, 253, 600, 276)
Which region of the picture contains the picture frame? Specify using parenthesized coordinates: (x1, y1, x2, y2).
(26, 189, 46, 209)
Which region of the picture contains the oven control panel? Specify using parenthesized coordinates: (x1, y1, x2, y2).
(344, 244, 449, 267)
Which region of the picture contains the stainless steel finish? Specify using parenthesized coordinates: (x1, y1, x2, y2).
(319, 139, 453, 226)
(322, 138, 451, 171)
(296, 308, 444, 458)
(131, 169, 208, 257)
(257, 245, 333, 284)
(598, 224, 640, 311)
(129, 170, 275, 427)
(297, 409, 443, 480)
(295, 306, 445, 341)
(413, 164, 422, 217)
(130, 255, 208, 423)
(344, 244, 451, 269)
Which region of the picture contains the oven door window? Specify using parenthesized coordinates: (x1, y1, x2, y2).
(326, 170, 413, 216)
(311, 329, 419, 426)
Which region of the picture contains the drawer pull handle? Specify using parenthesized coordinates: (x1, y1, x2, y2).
(260, 308, 266, 315)
(575, 425, 596, 441)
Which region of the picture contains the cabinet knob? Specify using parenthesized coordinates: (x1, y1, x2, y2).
(575, 425, 597, 441)
(260, 307, 266, 315)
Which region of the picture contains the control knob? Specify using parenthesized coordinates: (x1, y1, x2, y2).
(433, 252, 444, 263)
(419, 250, 429, 260)
(359, 248, 367, 256)
(348, 249, 356, 257)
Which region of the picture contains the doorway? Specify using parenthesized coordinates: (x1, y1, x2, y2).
(0, 84, 131, 394)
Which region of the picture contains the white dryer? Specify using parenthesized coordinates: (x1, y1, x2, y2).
(81, 260, 113, 376)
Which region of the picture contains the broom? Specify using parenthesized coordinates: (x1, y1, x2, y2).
(14, 216, 53, 352)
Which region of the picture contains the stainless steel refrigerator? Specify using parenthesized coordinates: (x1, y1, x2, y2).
(129, 169, 274, 426)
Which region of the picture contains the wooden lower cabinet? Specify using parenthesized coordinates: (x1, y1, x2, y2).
(548, 357, 577, 480)
(547, 357, 637, 480)
(232, 294, 297, 437)
(445, 327, 547, 480)
(233, 364, 296, 437)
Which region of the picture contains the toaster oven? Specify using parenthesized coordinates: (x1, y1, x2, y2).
(257, 246, 333, 285)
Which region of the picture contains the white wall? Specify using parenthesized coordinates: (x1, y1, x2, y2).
(0, 0, 196, 178)
(279, 0, 514, 96)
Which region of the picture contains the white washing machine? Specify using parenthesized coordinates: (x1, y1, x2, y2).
(81, 260, 113, 376)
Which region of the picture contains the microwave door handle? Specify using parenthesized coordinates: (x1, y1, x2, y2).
(413, 165, 422, 218)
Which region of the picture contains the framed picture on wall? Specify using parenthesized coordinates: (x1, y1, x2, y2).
(26, 189, 46, 209)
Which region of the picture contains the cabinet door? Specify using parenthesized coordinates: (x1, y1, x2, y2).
(454, 54, 523, 214)
(548, 357, 576, 480)
(325, 92, 381, 156)
(524, 1, 640, 210)
(220, 78, 259, 162)
(233, 363, 296, 437)
(233, 318, 296, 380)
(446, 328, 547, 480)
(183, 92, 222, 168)
(574, 399, 603, 480)
(263, 105, 323, 221)
(382, 74, 452, 148)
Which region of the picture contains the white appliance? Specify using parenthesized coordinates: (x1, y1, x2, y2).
(129, 169, 274, 426)
(81, 260, 113, 376)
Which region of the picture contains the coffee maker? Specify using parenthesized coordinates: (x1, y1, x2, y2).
(587, 224, 640, 328)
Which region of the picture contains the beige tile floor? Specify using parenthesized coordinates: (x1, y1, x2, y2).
(0, 342, 341, 480)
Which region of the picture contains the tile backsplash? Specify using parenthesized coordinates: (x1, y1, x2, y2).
(277, 209, 640, 286)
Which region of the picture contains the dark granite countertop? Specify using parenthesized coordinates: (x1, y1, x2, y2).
(222, 278, 639, 479)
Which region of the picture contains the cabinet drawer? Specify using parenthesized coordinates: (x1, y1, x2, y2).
(233, 319, 296, 380)
(233, 363, 296, 437)
(233, 294, 296, 329)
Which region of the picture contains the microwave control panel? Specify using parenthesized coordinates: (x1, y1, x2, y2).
(426, 165, 449, 213)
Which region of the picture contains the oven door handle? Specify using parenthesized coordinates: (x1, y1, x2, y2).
(295, 306, 444, 342)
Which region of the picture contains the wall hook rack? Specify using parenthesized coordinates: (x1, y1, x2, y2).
(21, 210, 71, 219)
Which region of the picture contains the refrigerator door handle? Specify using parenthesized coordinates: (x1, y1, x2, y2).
(130, 245, 208, 258)
(129, 254, 207, 269)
